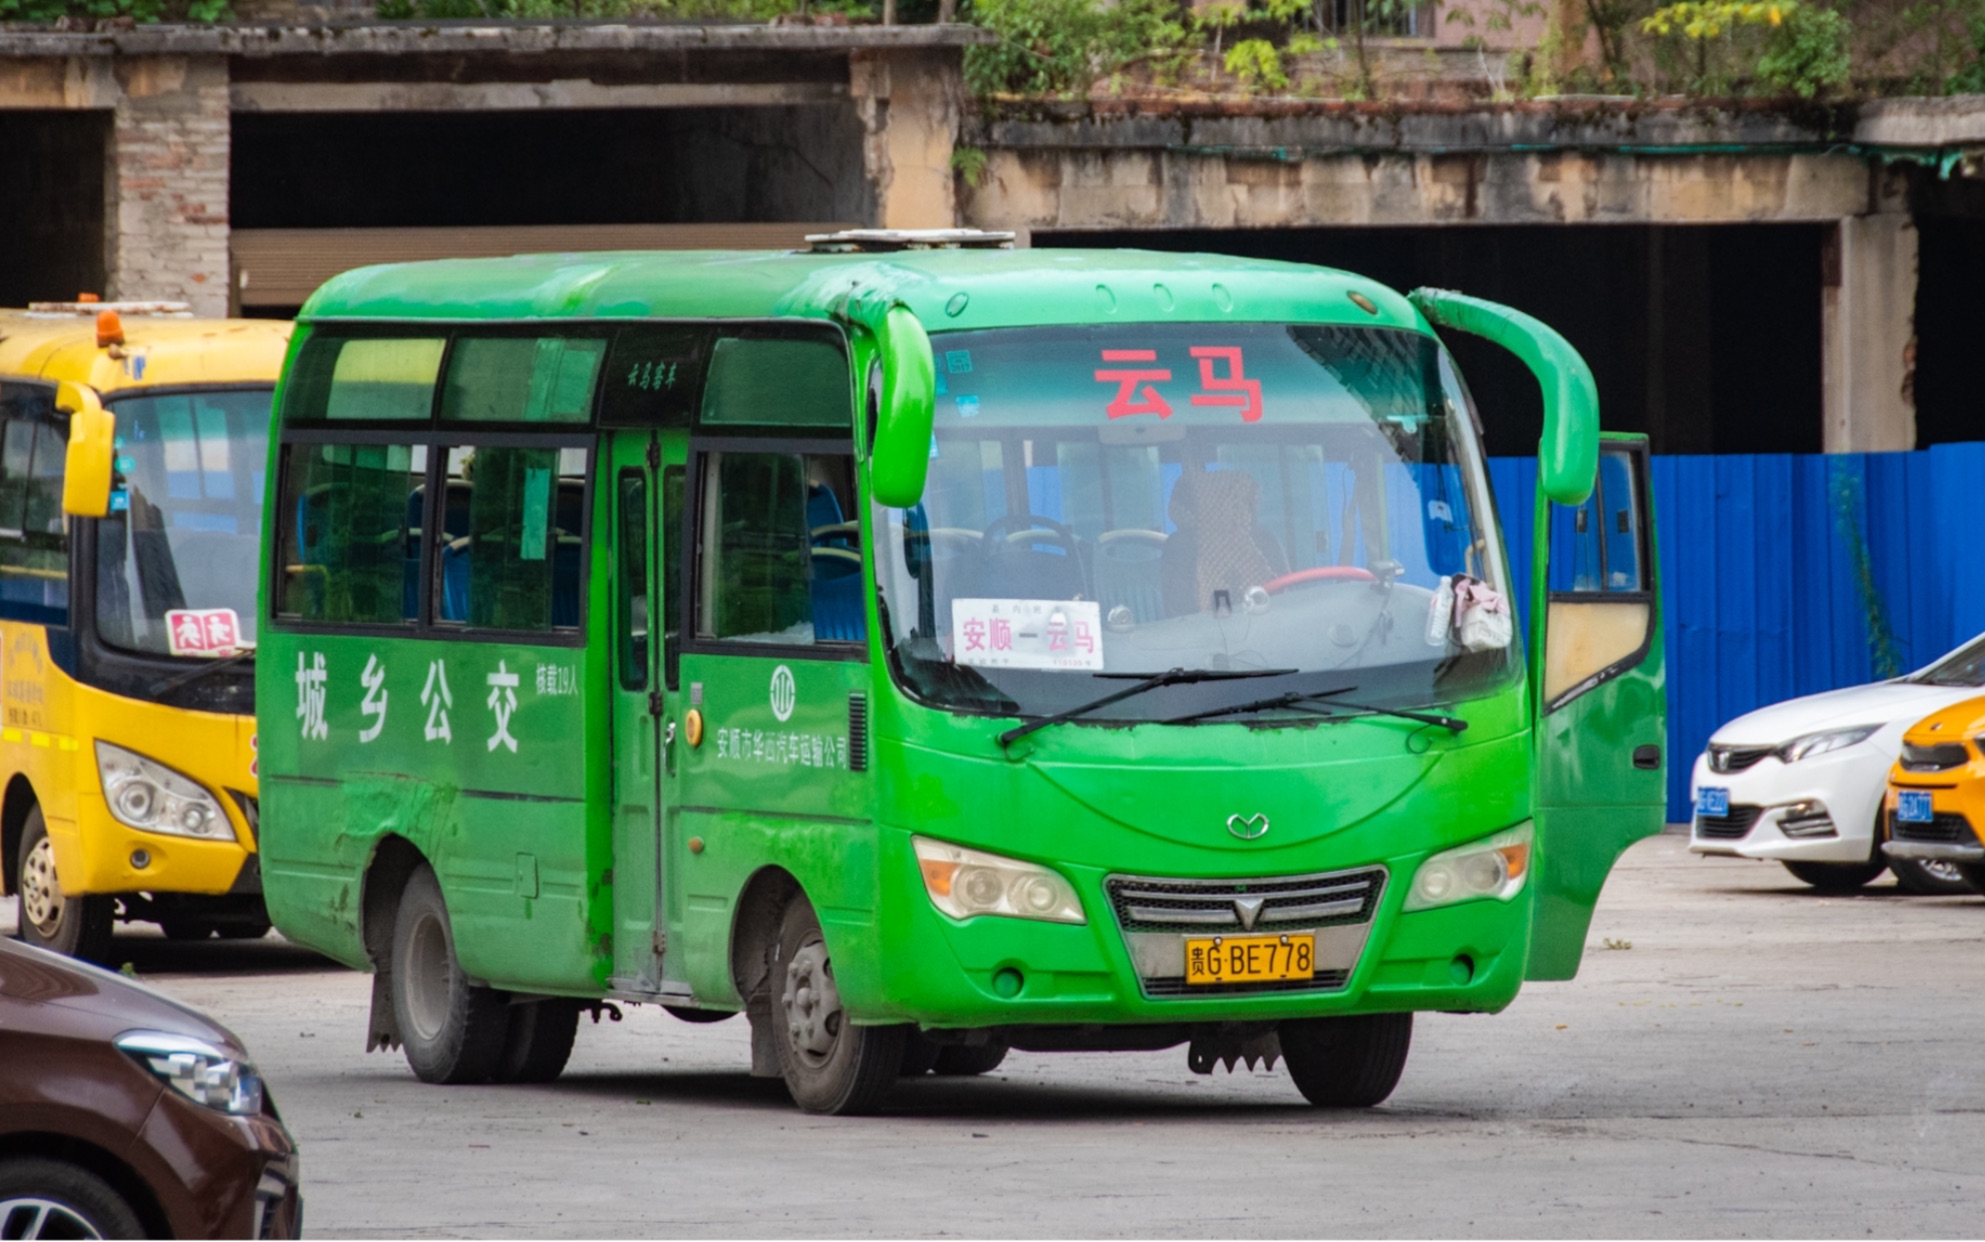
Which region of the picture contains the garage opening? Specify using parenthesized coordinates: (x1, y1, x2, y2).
(1038, 225, 1826, 460)
(229, 108, 867, 314)
(0, 112, 109, 308)
(1911, 174, 1985, 451)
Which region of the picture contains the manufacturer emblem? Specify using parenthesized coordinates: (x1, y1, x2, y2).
(1233, 895, 1266, 930)
(769, 664, 796, 722)
(1226, 812, 1270, 840)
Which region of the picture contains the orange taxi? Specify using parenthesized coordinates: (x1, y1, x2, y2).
(1883, 695, 1985, 892)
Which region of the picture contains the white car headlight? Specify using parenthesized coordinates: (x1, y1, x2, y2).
(115, 1030, 264, 1115)
(1777, 726, 1878, 764)
(1404, 822, 1532, 912)
(95, 741, 232, 840)
(913, 836, 1086, 925)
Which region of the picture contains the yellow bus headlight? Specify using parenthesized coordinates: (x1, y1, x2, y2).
(913, 836, 1086, 925)
(95, 741, 233, 842)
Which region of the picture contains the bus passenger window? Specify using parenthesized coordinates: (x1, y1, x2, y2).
(276, 441, 425, 625)
(617, 470, 648, 690)
(284, 337, 445, 423)
(442, 337, 605, 424)
(0, 391, 70, 625)
(697, 451, 862, 647)
(437, 445, 588, 633)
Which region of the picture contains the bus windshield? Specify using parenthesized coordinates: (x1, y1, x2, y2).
(95, 389, 270, 659)
(872, 323, 1516, 722)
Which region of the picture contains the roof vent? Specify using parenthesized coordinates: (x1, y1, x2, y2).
(25, 301, 193, 318)
(806, 228, 1016, 253)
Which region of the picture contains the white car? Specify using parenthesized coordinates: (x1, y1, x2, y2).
(1689, 633, 1985, 893)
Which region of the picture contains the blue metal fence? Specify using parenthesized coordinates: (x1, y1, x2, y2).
(1491, 442, 1985, 823)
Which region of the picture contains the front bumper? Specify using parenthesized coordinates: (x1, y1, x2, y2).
(856, 831, 1532, 1029)
(139, 1084, 301, 1241)
(1687, 745, 1887, 863)
(51, 791, 256, 899)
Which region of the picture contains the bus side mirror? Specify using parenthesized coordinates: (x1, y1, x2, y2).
(867, 305, 936, 510)
(57, 381, 116, 518)
(1406, 288, 1598, 507)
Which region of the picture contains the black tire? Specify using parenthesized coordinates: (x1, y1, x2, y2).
(769, 895, 905, 1114)
(493, 1000, 580, 1084)
(0, 1157, 146, 1239)
(159, 919, 219, 942)
(1280, 1013, 1413, 1108)
(1889, 856, 1978, 895)
(214, 916, 273, 941)
(899, 1033, 941, 1077)
(13, 808, 114, 963)
(662, 1005, 736, 1024)
(390, 864, 510, 1084)
(1956, 862, 1985, 892)
(1782, 859, 1887, 892)
(932, 1041, 1010, 1077)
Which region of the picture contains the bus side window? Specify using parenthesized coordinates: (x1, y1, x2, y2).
(437, 445, 588, 633)
(662, 465, 684, 689)
(696, 451, 861, 648)
(616, 469, 648, 690)
(0, 386, 71, 626)
(275, 441, 425, 625)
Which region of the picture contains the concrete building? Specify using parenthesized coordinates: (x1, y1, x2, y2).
(1, 21, 1980, 457)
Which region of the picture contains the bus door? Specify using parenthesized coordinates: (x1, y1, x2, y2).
(1528, 434, 1666, 980)
(606, 430, 687, 994)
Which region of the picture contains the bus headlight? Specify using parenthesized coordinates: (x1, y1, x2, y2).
(1404, 822, 1532, 911)
(115, 1031, 264, 1115)
(95, 742, 232, 841)
(913, 836, 1086, 925)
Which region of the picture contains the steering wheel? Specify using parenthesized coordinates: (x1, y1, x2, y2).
(1263, 565, 1378, 594)
(981, 512, 1082, 558)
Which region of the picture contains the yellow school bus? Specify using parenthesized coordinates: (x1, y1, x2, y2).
(0, 302, 289, 960)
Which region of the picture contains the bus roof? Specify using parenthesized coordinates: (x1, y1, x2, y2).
(298, 248, 1430, 336)
(0, 313, 292, 396)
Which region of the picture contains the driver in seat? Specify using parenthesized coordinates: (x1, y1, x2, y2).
(1160, 470, 1289, 618)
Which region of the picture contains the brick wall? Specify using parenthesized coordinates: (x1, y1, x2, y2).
(107, 55, 229, 317)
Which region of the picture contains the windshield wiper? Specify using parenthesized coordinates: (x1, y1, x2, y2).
(1167, 689, 1468, 733)
(149, 647, 255, 699)
(996, 666, 1296, 750)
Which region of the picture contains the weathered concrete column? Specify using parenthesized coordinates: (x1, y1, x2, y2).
(1822, 211, 1919, 453)
(106, 55, 230, 317)
(851, 47, 962, 230)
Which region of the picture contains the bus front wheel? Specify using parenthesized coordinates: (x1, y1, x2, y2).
(770, 896, 905, 1115)
(13, 808, 113, 963)
(1279, 1013, 1413, 1108)
(390, 864, 510, 1084)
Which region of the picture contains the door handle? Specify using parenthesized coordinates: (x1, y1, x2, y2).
(1632, 744, 1661, 770)
(663, 718, 678, 775)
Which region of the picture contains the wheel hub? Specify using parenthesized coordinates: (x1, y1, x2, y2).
(0, 1196, 104, 1240)
(20, 836, 63, 936)
(402, 912, 453, 1043)
(781, 937, 842, 1061)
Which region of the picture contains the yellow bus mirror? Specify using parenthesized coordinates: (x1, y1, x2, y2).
(868, 305, 936, 509)
(57, 381, 116, 518)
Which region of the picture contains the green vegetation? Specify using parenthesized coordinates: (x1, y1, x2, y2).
(9, 0, 1983, 107)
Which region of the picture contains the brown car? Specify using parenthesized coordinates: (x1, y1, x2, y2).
(0, 937, 301, 1239)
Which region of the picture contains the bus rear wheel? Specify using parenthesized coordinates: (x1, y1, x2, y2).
(933, 1041, 1009, 1076)
(14, 809, 113, 963)
(390, 864, 509, 1084)
(494, 1000, 580, 1084)
(1279, 1013, 1413, 1108)
(770, 896, 905, 1115)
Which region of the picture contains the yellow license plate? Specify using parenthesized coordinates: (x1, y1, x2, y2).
(1184, 933, 1316, 985)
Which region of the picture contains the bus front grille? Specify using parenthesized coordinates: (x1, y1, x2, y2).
(1106, 867, 1387, 934)
(1106, 867, 1386, 999)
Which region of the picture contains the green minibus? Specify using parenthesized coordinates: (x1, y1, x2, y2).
(257, 234, 1665, 1114)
